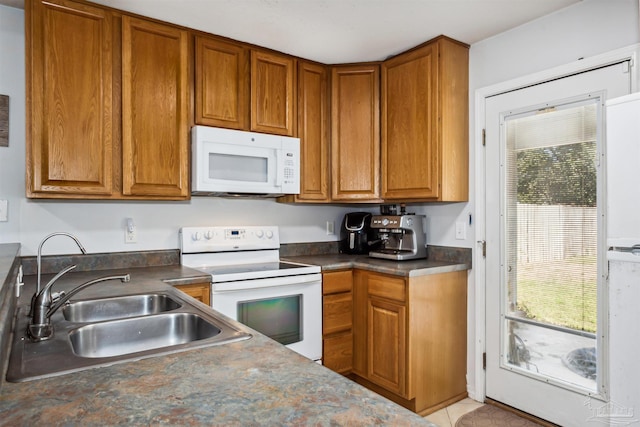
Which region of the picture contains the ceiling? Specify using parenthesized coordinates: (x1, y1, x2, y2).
(3, 0, 581, 64)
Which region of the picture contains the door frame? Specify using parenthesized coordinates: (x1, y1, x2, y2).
(473, 43, 640, 403)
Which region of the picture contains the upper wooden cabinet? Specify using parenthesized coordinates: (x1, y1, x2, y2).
(381, 36, 469, 202)
(26, 0, 190, 200)
(331, 65, 381, 202)
(121, 16, 190, 198)
(26, 0, 114, 197)
(194, 44, 295, 137)
(294, 61, 330, 202)
(194, 36, 249, 130)
(251, 50, 296, 136)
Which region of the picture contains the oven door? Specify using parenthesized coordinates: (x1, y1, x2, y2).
(211, 274, 322, 362)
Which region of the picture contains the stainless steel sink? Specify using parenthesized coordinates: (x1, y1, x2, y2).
(69, 313, 221, 358)
(7, 287, 251, 382)
(63, 294, 182, 322)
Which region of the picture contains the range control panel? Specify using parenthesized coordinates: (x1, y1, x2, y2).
(180, 226, 279, 253)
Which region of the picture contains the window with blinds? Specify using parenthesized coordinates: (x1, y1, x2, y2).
(505, 101, 598, 333)
(502, 99, 599, 390)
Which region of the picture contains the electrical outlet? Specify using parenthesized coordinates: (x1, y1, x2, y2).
(455, 221, 466, 240)
(326, 220, 335, 235)
(125, 218, 137, 243)
(125, 227, 137, 243)
(0, 199, 7, 222)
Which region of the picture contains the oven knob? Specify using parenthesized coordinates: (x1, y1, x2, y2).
(192, 231, 202, 241)
(255, 229, 264, 238)
(204, 230, 214, 240)
(266, 230, 274, 239)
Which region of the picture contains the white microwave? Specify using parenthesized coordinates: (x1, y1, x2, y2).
(191, 126, 300, 196)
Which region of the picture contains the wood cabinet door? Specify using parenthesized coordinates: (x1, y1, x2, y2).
(381, 42, 439, 200)
(195, 36, 249, 130)
(175, 283, 211, 306)
(296, 61, 330, 201)
(331, 65, 380, 201)
(121, 16, 190, 198)
(251, 50, 295, 136)
(27, 0, 114, 197)
(367, 296, 407, 397)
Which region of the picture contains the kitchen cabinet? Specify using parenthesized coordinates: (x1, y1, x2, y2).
(194, 35, 249, 130)
(381, 36, 469, 202)
(26, 0, 190, 200)
(280, 60, 330, 203)
(26, 0, 114, 197)
(121, 16, 190, 198)
(353, 269, 468, 415)
(331, 65, 381, 202)
(251, 50, 296, 136)
(322, 270, 353, 374)
(175, 283, 211, 306)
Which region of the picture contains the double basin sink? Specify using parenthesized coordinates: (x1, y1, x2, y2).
(7, 284, 251, 382)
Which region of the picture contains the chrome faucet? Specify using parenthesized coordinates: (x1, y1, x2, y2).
(36, 232, 87, 294)
(28, 273, 131, 342)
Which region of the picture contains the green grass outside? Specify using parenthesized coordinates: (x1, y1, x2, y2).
(514, 257, 597, 333)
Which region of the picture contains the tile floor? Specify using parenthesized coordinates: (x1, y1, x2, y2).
(424, 398, 485, 427)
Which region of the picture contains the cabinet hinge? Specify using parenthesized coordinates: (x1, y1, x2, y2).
(483, 352, 487, 370)
(482, 128, 486, 146)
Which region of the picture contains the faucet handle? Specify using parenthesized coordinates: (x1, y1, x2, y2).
(51, 291, 66, 304)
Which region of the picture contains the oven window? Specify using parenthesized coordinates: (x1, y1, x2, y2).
(237, 295, 302, 345)
(209, 153, 268, 182)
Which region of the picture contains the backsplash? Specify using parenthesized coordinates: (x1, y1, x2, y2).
(21, 244, 472, 277)
(21, 250, 180, 276)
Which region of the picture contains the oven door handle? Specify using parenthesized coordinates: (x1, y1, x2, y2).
(212, 273, 321, 292)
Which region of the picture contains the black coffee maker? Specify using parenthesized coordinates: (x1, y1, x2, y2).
(340, 212, 377, 254)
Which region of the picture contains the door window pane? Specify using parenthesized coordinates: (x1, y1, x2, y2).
(503, 101, 598, 391)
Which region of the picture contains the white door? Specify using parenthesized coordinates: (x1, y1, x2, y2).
(485, 62, 631, 426)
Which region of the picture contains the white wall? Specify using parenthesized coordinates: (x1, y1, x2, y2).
(0, 5, 24, 246)
(467, 0, 639, 401)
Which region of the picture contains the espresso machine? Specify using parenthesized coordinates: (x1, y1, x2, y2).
(369, 210, 426, 261)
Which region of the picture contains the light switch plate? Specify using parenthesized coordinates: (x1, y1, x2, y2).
(326, 220, 335, 235)
(455, 221, 466, 240)
(0, 199, 7, 222)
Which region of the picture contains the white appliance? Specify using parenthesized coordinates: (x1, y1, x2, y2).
(191, 125, 300, 196)
(179, 226, 322, 362)
(605, 93, 640, 418)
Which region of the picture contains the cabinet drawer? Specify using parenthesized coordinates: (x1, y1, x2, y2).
(368, 274, 406, 302)
(323, 270, 353, 294)
(323, 292, 352, 335)
(323, 331, 353, 374)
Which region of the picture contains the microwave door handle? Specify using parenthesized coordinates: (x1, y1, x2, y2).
(275, 150, 284, 186)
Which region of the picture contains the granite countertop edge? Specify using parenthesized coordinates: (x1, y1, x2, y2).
(283, 253, 470, 277)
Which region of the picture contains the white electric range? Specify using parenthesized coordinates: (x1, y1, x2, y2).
(180, 226, 322, 362)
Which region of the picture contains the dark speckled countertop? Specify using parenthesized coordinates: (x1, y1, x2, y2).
(283, 253, 470, 277)
(0, 249, 436, 426)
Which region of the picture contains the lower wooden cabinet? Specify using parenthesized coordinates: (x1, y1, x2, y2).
(175, 283, 211, 306)
(322, 270, 353, 374)
(352, 269, 468, 416)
